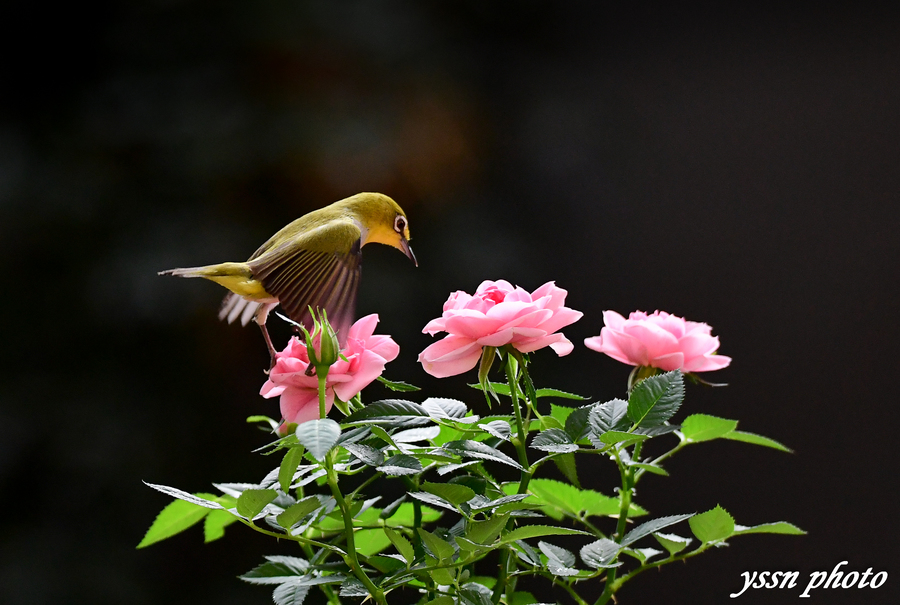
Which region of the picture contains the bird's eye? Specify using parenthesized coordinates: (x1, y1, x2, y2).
(394, 215, 407, 233)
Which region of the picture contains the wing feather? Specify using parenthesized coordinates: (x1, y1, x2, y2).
(247, 222, 362, 345)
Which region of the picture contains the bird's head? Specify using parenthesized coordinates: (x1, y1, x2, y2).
(352, 192, 417, 266)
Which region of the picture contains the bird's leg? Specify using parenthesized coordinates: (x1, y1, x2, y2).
(256, 320, 278, 371)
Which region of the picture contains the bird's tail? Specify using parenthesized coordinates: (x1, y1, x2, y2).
(158, 262, 250, 279)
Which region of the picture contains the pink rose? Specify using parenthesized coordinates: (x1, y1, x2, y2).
(418, 280, 583, 377)
(260, 314, 400, 427)
(584, 310, 731, 372)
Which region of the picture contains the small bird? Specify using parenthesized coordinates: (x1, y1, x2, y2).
(159, 192, 416, 365)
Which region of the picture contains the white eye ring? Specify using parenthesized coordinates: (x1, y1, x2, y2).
(394, 215, 407, 233)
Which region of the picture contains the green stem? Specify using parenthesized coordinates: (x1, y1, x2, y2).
(325, 456, 386, 605)
(609, 544, 713, 593)
(594, 448, 635, 605)
(318, 369, 328, 419)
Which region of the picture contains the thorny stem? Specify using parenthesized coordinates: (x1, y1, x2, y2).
(594, 447, 635, 605)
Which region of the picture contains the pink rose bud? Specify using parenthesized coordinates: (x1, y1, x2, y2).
(418, 280, 583, 378)
(260, 314, 400, 425)
(584, 310, 731, 373)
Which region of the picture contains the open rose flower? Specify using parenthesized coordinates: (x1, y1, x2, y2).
(261, 314, 399, 428)
(419, 280, 583, 378)
(584, 310, 731, 372)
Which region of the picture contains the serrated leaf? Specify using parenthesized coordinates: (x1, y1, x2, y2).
(354, 528, 392, 557)
(142, 483, 225, 510)
(535, 388, 589, 400)
(580, 538, 621, 568)
(501, 525, 589, 544)
(681, 414, 738, 442)
(279, 447, 305, 493)
(203, 508, 239, 543)
(564, 405, 594, 442)
(376, 376, 421, 392)
(478, 420, 511, 441)
(621, 513, 694, 547)
(340, 577, 370, 597)
(383, 502, 442, 527)
(633, 424, 680, 436)
(409, 491, 457, 512)
(137, 493, 217, 548)
(594, 430, 649, 445)
(654, 532, 692, 555)
(549, 404, 575, 426)
(443, 440, 523, 470)
(237, 489, 278, 518)
(423, 597, 455, 605)
(431, 567, 456, 586)
(627, 371, 684, 428)
(343, 399, 432, 427)
(383, 527, 414, 564)
(239, 557, 309, 584)
(295, 419, 341, 461)
(623, 547, 664, 563)
(629, 462, 668, 476)
(421, 482, 477, 506)
(538, 541, 578, 574)
(277, 497, 322, 529)
(526, 479, 619, 519)
(589, 399, 630, 434)
(469, 494, 530, 513)
(376, 454, 423, 476)
(422, 397, 468, 419)
(510, 591, 539, 605)
(723, 430, 792, 452)
(273, 581, 310, 605)
(466, 513, 509, 545)
(551, 452, 580, 488)
(393, 426, 442, 443)
(342, 442, 385, 466)
(417, 528, 455, 562)
(689, 505, 735, 543)
(530, 428, 578, 453)
(733, 521, 805, 536)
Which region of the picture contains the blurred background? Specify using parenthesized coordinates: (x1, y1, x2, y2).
(1, 2, 898, 604)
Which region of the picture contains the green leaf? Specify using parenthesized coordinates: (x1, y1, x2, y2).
(594, 430, 649, 445)
(564, 405, 595, 442)
(376, 454, 423, 476)
(681, 414, 738, 442)
(530, 428, 578, 453)
(535, 388, 589, 400)
(478, 420, 511, 441)
(340, 577, 369, 597)
(240, 555, 309, 584)
(443, 440, 523, 470)
(526, 479, 619, 519)
(383, 527, 415, 564)
(621, 513, 694, 547)
(408, 491, 457, 513)
(733, 522, 806, 536)
(377, 376, 422, 392)
(344, 399, 432, 427)
(277, 497, 322, 529)
(466, 513, 510, 545)
(137, 493, 217, 548)
(629, 462, 668, 476)
(431, 567, 456, 586)
(367, 555, 406, 574)
(654, 532, 692, 555)
(417, 528, 455, 562)
(501, 525, 589, 544)
(723, 430, 793, 453)
(550, 404, 575, 426)
(236, 489, 278, 518)
(294, 418, 341, 461)
(246, 415, 280, 431)
(538, 541, 579, 576)
(421, 481, 477, 506)
(423, 597, 455, 605)
(552, 453, 580, 488)
(422, 397, 469, 419)
(354, 528, 392, 557)
(204, 508, 239, 543)
(580, 538, 621, 569)
(279, 447, 305, 492)
(510, 592, 539, 605)
(384, 502, 442, 526)
(273, 581, 310, 605)
(689, 505, 735, 543)
(588, 399, 629, 433)
(627, 371, 684, 428)
(342, 442, 385, 466)
(143, 482, 226, 510)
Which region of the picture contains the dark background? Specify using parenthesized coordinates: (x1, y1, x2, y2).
(1, 3, 897, 604)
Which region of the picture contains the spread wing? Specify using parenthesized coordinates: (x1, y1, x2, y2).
(247, 223, 362, 346)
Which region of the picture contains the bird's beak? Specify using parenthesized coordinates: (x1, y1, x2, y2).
(401, 238, 418, 267)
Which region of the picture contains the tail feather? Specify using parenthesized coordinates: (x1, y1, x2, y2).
(158, 266, 208, 278)
(219, 293, 264, 326)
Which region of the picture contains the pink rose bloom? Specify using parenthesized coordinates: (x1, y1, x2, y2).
(260, 314, 399, 427)
(584, 310, 731, 372)
(418, 280, 583, 377)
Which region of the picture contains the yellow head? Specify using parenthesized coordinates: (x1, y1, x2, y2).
(344, 192, 417, 265)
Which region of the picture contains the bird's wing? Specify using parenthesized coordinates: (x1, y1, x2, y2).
(247, 222, 362, 346)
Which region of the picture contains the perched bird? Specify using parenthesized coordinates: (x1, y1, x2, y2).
(159, 192, 416, 365)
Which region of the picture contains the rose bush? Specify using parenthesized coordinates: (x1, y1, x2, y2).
(584, 309, 731, 372)
(260, 314, 399, 427)
(419, 279, 582, 377)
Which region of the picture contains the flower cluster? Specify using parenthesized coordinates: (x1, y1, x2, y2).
(418, 280, 583, 377)
(260, 314, 399, 428)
